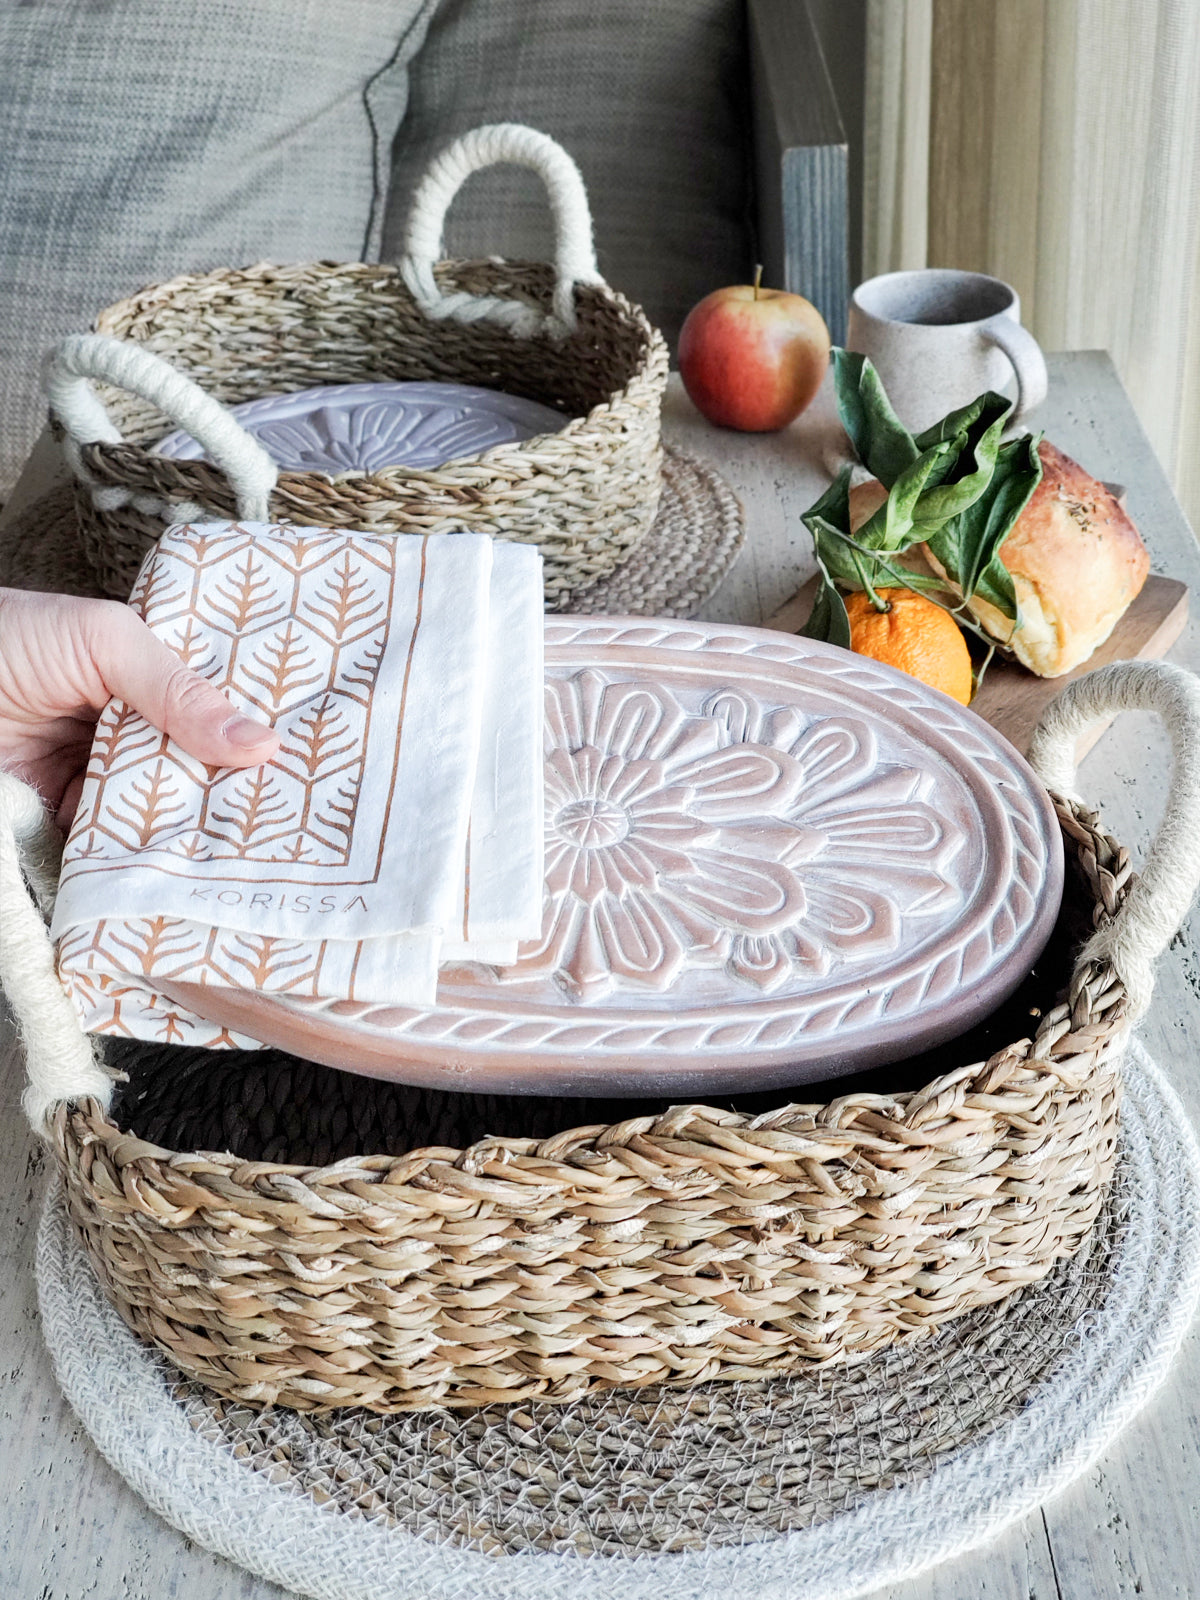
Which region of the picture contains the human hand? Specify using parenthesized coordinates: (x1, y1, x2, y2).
(0, 588, 279, 830)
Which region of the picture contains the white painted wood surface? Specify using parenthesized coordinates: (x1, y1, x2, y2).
(2, 351, 1199, 1598)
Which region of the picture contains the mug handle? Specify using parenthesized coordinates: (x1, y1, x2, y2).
(982, 317, 1048, 423)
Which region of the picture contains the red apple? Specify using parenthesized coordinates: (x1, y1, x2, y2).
(678, 274, 831, 432)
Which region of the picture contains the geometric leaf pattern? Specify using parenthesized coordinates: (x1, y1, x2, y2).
(64, 524, 394, 872)
(55, 522, 424, 1044)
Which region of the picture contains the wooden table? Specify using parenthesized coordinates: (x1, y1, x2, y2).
(3, 351, 1199, 1598)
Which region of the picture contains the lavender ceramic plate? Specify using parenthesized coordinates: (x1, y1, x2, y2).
(165, 619, 1065, 1097)
(155, 381, 566, 475)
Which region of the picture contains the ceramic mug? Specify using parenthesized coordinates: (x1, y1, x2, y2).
(846, 268, 1048, 435)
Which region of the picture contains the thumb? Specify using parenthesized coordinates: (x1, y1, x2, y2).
(89, 605, 279, 768)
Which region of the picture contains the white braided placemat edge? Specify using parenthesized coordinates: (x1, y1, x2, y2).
(36, 1038, 1200, 1600)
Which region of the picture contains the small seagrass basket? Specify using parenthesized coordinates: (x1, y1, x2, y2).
(39, 124, 669, 606)
(6, 661, 1200, 1412)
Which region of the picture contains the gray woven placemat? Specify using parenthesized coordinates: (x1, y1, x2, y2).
(0, 443, 745, 615)
(558, 443, 744, 616)
(37, 1042, 1200, 1600)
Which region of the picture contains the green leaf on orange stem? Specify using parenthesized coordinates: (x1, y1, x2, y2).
(909, 392, 1012, 531)
(925, 431, 1042, 620)
(854, 441, 953, 551)
(823, 349, 1042, 625)
(832, 349, 918, 489)
(800, 558, 852, 649)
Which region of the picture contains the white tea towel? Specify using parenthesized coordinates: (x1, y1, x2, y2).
(52, 522, 545, 1041)
(442, 540, 545, 965)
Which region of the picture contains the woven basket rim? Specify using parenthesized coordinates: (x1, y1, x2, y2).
(56, 795, 1132, 1202)
(86, 258, 669, 476)
(89, 413, 660, 494)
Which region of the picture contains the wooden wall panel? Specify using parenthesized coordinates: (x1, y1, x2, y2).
(928, 0, 1046, 321)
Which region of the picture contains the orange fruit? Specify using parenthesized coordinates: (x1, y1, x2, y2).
(843, 587, 973, 705)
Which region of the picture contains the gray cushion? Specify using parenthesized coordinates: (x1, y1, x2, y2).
(0, 0, 439, 497)
(382, 0, 752, 347)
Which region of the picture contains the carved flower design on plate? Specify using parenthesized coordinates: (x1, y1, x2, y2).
(156, 382, 565, 475)
(509, 669, 966, 1001)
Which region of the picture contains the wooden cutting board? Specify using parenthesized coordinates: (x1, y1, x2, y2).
(765, 573, 1189, 758)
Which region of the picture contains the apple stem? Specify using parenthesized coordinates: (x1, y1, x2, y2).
(753, 263, 763, 301)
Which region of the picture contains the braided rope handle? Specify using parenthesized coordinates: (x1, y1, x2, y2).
(399, 123, 603, 339)
(43, 333, 278, 521)
(1029, 658, 1200, 1017)
(0, 772, 111, 1130)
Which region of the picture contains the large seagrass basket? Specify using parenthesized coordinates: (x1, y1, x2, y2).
(40, 124, 669, 606)
(6, 662, 1200, 1411)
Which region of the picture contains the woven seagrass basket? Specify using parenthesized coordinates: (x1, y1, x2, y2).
(9, 662, 1200, 1412)
(40, 124, 669, 606)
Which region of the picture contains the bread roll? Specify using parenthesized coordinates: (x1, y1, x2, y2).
(844, 446, 1149, 676)
(922, 441, 1149, 677)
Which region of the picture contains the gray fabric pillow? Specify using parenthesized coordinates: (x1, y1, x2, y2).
(0, 0, 439, 497)
(382, 0, 752, 348)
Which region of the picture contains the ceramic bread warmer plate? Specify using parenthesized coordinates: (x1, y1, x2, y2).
(162, 618, 1064, 1097)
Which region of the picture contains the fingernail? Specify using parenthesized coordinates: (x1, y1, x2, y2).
(222, 714, 276, 750)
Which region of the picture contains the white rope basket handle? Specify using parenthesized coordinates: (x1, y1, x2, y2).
(0, 772, 111, 1132)
(43, 332, 277, 522)
(399, 123, 604, 339)
(1029, 658, 1200, 1018)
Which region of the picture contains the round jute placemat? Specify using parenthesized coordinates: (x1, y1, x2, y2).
(37, 1039, 1200, 1600)
(0, 442, 745, 616)
(556, 444, 744, 615)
